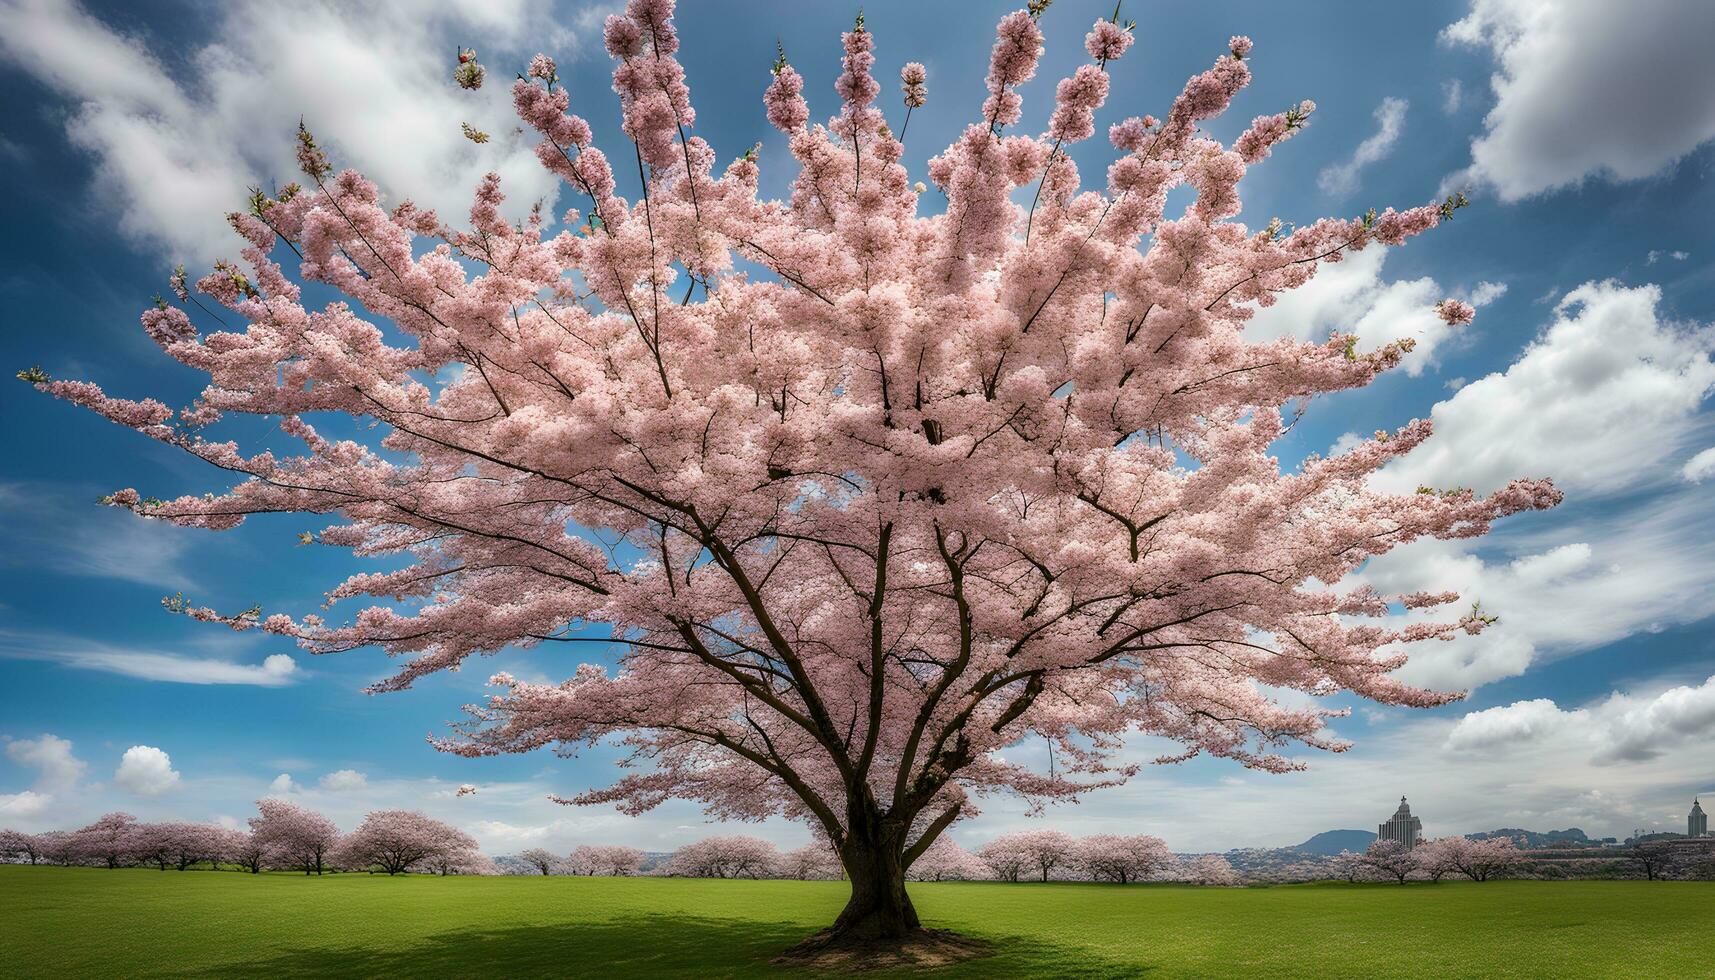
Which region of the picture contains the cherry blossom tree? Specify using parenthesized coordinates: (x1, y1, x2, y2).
(339, 810, 475, 875)
(1413, 837, 1462, 882)
(664, 835, 780, 879)
(1077, 833, 1172, 884)
(32, 831, 75, 867)
(225, 829, 269, 874)
(1185, 853, 1241, 886)
(581, 844, 647, 875)
(1358, 839, 1417, 885)
(781, 842, 845, 880)
(71, 812, 140, 869)
(905, 835, 989, 882)
(987, 829, 1076, 882)
(21, 0, 1558, 948)
(977, 835, 1032, 883)
(425, 843, 494, 876)
(1444, 836, 1523, 881)
(0, 829, 44, 865)
(250, 799, 340, 875)
(518, 847, 561, 875)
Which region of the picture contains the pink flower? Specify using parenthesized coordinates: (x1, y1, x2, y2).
(1435, 298, 1476, 325)
(1086, 19, 1134, 63)
(900, 62, 927, 109)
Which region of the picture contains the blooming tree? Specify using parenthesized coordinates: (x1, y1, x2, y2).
(0, 829, 44, 865)
(990, 829, 1077, 882)
(71, 812, 140, 869)
(22, 0, 1558, 946)
(518, 846, 561, 875)
(249, 799, 340, 875)
(977, 835, 1032, 883)
(1358, 839, 1417, 885)
(905, 835, 989, 882)
(781, 842, 846, 880)
(339, 810, 475, 875)
(1185, 853, 1241, 886)
(1076, 833, 1173, 884)
(664, 835, 781, 879)
(581, 843, 647, 876)
(1443, 836, 1522, 882)
(225, 829, 270, 874)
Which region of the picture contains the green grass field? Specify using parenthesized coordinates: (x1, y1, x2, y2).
(1, 866, 1708, 977)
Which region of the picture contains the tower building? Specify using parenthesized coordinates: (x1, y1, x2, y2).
(1378, 796, 1423, 849)
(1692, 799, 1708, 838)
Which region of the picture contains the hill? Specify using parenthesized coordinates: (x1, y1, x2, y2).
(1292, 830, 1377, 855)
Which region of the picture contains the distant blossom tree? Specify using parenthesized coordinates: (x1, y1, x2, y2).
(0, 829, 44, 865)
(1076, 834, 1173, 884)
(977, 836, 1033, 883)
(581, 844, 647, 876)
(225, 829, 269, 874)
(781, 842, 846, 880)
(249, 799, 340, 875)
(665, 836, 780, 879)
(518, 847, 561, 876)
(339, 810, 476, 875)
(1185, 853, 1242, 886)
(989, 829, 1077, 882)
(905, 836, 989, 882)
(21, 0, 1558, 950)
(1358, 839, 1418, 885)
(71, 813, 140, 869)
(1449, 836, 1522, 882)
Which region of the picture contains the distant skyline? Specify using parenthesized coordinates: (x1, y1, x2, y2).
(2, 0, 1713, 854)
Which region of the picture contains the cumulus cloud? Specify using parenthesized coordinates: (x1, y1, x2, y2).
(1378, 281, 1715, 496)
(114, 745, 182, 797)
(1318, 97, 1408, 198)
(318, 769, 368, 792)
(0, 0, 580, 263)
(4, 733, 87, 792)
(1448, 676, 1715, 764)
(1246, 247, 1499, 376)
(0, 790, 53, 818)
(1442, 0, 1715, 200)
(1683, 447, 1715, 483)
(268, 773, 299, 794)
(0, 632, 300, 686)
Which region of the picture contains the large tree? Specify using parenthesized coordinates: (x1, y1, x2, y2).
(23, 0, 1557, 951)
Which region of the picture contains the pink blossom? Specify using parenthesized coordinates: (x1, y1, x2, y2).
(1436, 298, 1476, 325)
(1085, 19, 1134, 64)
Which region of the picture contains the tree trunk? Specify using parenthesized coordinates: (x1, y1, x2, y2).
(829, 841, 919, 942)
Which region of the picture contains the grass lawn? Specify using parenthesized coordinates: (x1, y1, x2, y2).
(1, 866, 1708, 977)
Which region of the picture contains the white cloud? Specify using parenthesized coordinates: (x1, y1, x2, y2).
(0, 0, 581, 264)
(268, 773, 299, 794)
(1359, 492, 1715, 691)
(1448, 676, 1715, 764)
(114, 745, 182, 797)
(318, 769, 369, 792)
(0, 632, 300, 686)
(1379, 281, 1715, 496)
(4, 733, 87, 792)
(1441, 78, 1463, 115)
(1318, 96, 1408, 197)
(1683, 447, 1715, 483)
(1442, 0, 1715, 200)
(0, 790, 52, 818)
(1647, 250, 1690, 265)
(0, 484, 198, 590)
(1246, 247, 1497, 376)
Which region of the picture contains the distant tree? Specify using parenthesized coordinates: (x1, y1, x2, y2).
(1076, 834, 1173, 884)
(250, 799, 340, 875)
(1357, 840, 1417, 885)
(1413, 837, 1462, 882)
(518, 847, 561, 876)
(665, 836, 780, 879)
(0, 829, 45, 865)
(1185, 853, 1242, 886)
(339, 810, 475, 875)
(978, 837, 1032, 883)
(984, 830, 1076, 883)
(1330, 850, 1365, 883)
(71, 813, 140, 869)
(906, 836, 988, 882)
(583, 844, 647, 876)
(1633, 842, 1678, 881)
(132, 823, 176, 870)
(33, 831, 74, 866)
(781, 843, 845, 881)
(425, 844, 493, 876)
(1444, 836, 1522, 882)
(224, 829, 269, 874)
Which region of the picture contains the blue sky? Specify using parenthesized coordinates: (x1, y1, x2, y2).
(1, 0, 1713, 854)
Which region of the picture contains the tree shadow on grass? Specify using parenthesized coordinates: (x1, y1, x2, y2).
(181, 915, 1152, 978)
